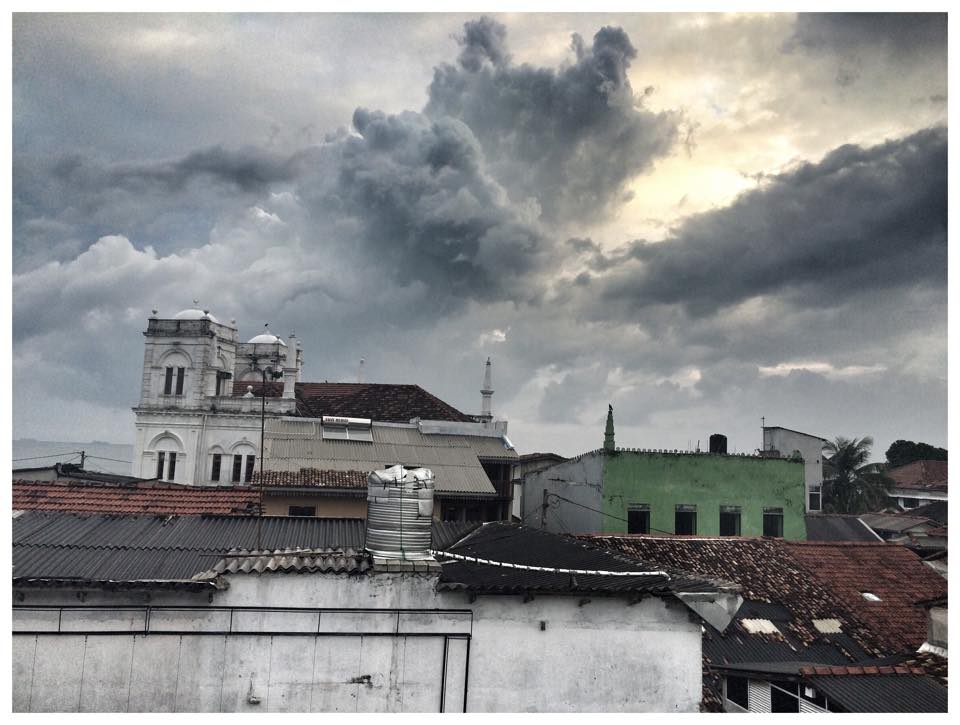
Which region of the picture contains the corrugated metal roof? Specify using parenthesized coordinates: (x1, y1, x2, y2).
(805, 514, 880, 542)
(262, 419, 506, 495)
(858, 512, 934, 533)
(806, 673, 947, 712)
(196, 548, 371, 577)
(13, 512, 483, 584)
(436, 522, 724, 597)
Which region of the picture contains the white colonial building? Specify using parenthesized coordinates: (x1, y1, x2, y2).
(132, 307, 512, 518)
(133, 305, 304, 486)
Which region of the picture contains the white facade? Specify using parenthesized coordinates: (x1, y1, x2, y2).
(763, 426, 827, 513)
(132, 309, 303, 485)
(13, 570, 704, 712)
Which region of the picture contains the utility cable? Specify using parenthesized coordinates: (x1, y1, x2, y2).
(545, 492, 675, 537)
(12, 451, 82, 462)
(84, 455, 133, 464)
(430, 549, 669, 578)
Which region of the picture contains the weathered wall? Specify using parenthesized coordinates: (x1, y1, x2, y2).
(602, 452, 806, 539)
(520, 454, 603, 533)
(763, 428, 825, 512)
(13, 570, 703, 713)
(262, 494, 367, 518)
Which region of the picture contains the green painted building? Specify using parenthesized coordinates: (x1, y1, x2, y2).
(522, 406, 807, 540)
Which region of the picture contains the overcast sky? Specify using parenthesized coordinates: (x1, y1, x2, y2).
(12, 12, 948, 460)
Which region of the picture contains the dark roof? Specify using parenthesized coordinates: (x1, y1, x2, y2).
(805, 514, 880, 542)
(578, 535, 881, 660)
(886, 459, 948, 492)
(805, 673, 947, 713)
(901, 499, 947, 525)
(252, 468, 368, 489)
(13, 479, 261, 516)
(12, 512, 480, 586)
(859, 512, 936, 534)
(11, 462, 156, 485)
(786, 541, 947, 653)
(437, 523, 724, 597)
(235, 381, 474, 422)
(197, 548, 372, 577)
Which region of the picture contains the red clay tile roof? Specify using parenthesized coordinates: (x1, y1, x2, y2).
(13, 480, 261, 516)
(887, 460, 948, 492)
(786, 541, 947, 653)
(233, 381, 474, 423)
(799, 665, 926, 676)
(577, 535, 881, 654)
(252, 468, 368, 489)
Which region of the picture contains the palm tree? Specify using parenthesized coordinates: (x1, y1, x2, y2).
(821, 436, 892, 514)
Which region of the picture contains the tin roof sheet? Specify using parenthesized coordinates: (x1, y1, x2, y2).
(262, 419, 504, 495)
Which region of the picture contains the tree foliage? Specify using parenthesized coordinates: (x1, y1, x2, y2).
(885, 439, 947, 468)
(822, 436, 892, 514)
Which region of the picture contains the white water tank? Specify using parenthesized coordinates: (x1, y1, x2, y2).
(365, 465, 435, 560)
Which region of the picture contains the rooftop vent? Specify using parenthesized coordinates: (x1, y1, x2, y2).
(365, 465, 435, 560)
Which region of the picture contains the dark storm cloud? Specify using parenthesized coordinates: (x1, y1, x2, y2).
(588, 126, 946, 318)
(13, 146, 303, 268)
(425, 18, 679, 225)
(297, 108, 549, 307)
(790, 13, 947, 57)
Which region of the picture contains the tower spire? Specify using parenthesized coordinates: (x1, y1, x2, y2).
(480, 357, 494, 422)
(603, 404, 615, 451)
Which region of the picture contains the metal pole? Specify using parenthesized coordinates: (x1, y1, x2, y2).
(256, 366, 265, 551)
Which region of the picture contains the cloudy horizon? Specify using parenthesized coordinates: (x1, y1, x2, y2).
(12, 12, 948, 461)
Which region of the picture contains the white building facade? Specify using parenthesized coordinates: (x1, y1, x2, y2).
(132, 307, 304, 486)
(763, 426, 827, 512)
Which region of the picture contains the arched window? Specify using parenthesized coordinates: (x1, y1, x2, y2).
(208, 445, 226, 483)
(157, 351, 191, 397)
(148, 433, 184, 482)
(229, 442, 257, 484)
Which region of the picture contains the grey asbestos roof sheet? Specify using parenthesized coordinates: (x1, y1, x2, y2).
(12, 512, 479, 585)
(808, 673, 947, 713)
(262, 419, 510, 495)
(805, 515, 880, 542)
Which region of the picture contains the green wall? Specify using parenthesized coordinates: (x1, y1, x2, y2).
(601, 451, 806, 540)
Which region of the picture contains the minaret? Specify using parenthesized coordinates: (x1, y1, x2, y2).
(603, 404, 615, 451)
(480, 357, 494, 422)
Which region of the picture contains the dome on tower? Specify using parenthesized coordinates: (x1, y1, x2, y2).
(173, 306, 219, 323)
(248, 328, 287, 346)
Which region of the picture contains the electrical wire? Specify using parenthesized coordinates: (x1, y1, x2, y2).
(430, 549, 669, 578)
(545, 492, 675, 537)
(84, 455, 133, 464)
(12, 451, 82, 462)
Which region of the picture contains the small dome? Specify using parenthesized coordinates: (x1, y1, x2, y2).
(248, 332, 287, 346)
(173, 307, 219, 323)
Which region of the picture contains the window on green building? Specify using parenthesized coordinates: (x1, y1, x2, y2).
(763, 507, 784, 537)
(627, 505, 650, 534)
(719, 506, 741, 536)
(675, 504, 697, 535)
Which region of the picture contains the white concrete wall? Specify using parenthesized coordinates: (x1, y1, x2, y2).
(13, 571, 703, 713)
(764, 428, 824, 512)
(521, 454, 604, 534)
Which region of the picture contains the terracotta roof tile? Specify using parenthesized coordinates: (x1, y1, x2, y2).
(799, 665, 926, 677)
(576, 535, 882, 655)
(252, 468, 368, 489)
(887, 460, 948, 492)
(786, 541, 947, 653)
(13, 480, 261, 516)
(233, 381, 474, 423)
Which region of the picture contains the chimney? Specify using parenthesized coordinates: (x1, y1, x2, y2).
(480, 357, 494, 422)
(603, 404, 615, 451)
(709, 433, 728, 455)
(365, 465, 435, 560)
